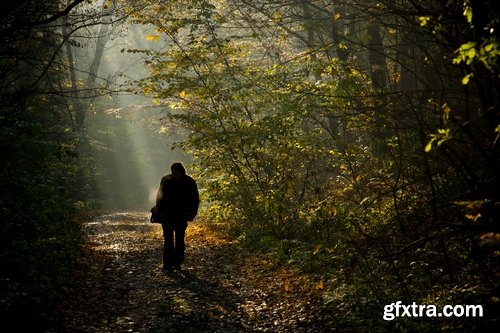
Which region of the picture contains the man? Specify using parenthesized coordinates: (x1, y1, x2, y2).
(155, 162, 199, 271)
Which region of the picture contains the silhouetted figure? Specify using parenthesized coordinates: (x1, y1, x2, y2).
(154, 162, 199, 271)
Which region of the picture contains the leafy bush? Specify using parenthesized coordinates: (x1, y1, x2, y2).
(0, 97, 84, 329)
(130, 0, 499, 331)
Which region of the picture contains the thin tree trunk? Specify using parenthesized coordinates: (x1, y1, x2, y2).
(76, 0, 114, 129)
(62, 16, 80, 127)
(367, 24, 387, 90)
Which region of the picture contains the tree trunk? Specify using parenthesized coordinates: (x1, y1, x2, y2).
(367, 24, 387, 90)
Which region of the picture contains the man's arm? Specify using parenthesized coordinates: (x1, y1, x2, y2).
(156, 177, 165, 207)
(187, 179, 199, 221)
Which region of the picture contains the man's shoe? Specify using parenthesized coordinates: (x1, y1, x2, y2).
(173, 264, 181, 271)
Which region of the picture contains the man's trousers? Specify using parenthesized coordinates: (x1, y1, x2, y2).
(161, 220, 187, 269)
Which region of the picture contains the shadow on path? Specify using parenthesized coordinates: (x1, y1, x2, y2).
(47, 211, 336, 333)
(149, 267, 248, 332)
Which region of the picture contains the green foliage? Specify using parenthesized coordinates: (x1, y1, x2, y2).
(130, 0, 499, 331)
(424, 128, 451, 152)
(0, 95, 84, 328)
(0, 0, 85, 328)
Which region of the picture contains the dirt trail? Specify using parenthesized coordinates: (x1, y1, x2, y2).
(49, 211, 336, 332)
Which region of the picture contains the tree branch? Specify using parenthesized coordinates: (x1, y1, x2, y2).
(31, 0, 85, 27)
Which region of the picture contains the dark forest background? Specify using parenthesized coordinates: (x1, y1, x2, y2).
(0, 0, 498, 331)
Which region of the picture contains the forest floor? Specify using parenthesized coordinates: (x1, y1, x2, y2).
(47, 211, 339, 333)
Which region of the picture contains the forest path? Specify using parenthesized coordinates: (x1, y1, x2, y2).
(49, 211, 336, 333)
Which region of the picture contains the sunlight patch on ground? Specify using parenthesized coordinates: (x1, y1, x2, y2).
(172, 294, 193, 314)
(187, 221, 229, 245)
(82, 211, 162, 253)
(55, 211, 337, 332)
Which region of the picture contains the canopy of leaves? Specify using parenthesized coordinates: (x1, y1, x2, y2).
(0, 0, 498, 331)
(128, 0, 499, 331)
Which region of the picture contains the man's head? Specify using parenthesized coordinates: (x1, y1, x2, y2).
(171, 162, 186, 175)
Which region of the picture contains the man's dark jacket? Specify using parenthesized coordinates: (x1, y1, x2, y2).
(154, 173, 199, 223)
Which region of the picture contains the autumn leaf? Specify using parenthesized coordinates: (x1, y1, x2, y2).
(465, 213, 481, 222)
(146, 35, 160, 41)
(316, 280, 324, 290)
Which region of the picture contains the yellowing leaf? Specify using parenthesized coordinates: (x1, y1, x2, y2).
(316, 280, 324, 289)
(465, 213, 482, 222)
(463, 6, 473, 24)
(442, 103, 451, 122)
(462, 74, 471, 85)
(312, 245, 322, 255)
(271, 11, 282, 23)
(424, 141, 433, 152)
(146, 35, 160, 41)
(467, 47, 476, 59)
(419, 16, 430, 27)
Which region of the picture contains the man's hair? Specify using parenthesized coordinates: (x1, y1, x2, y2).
(171, 162, 186, 174)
